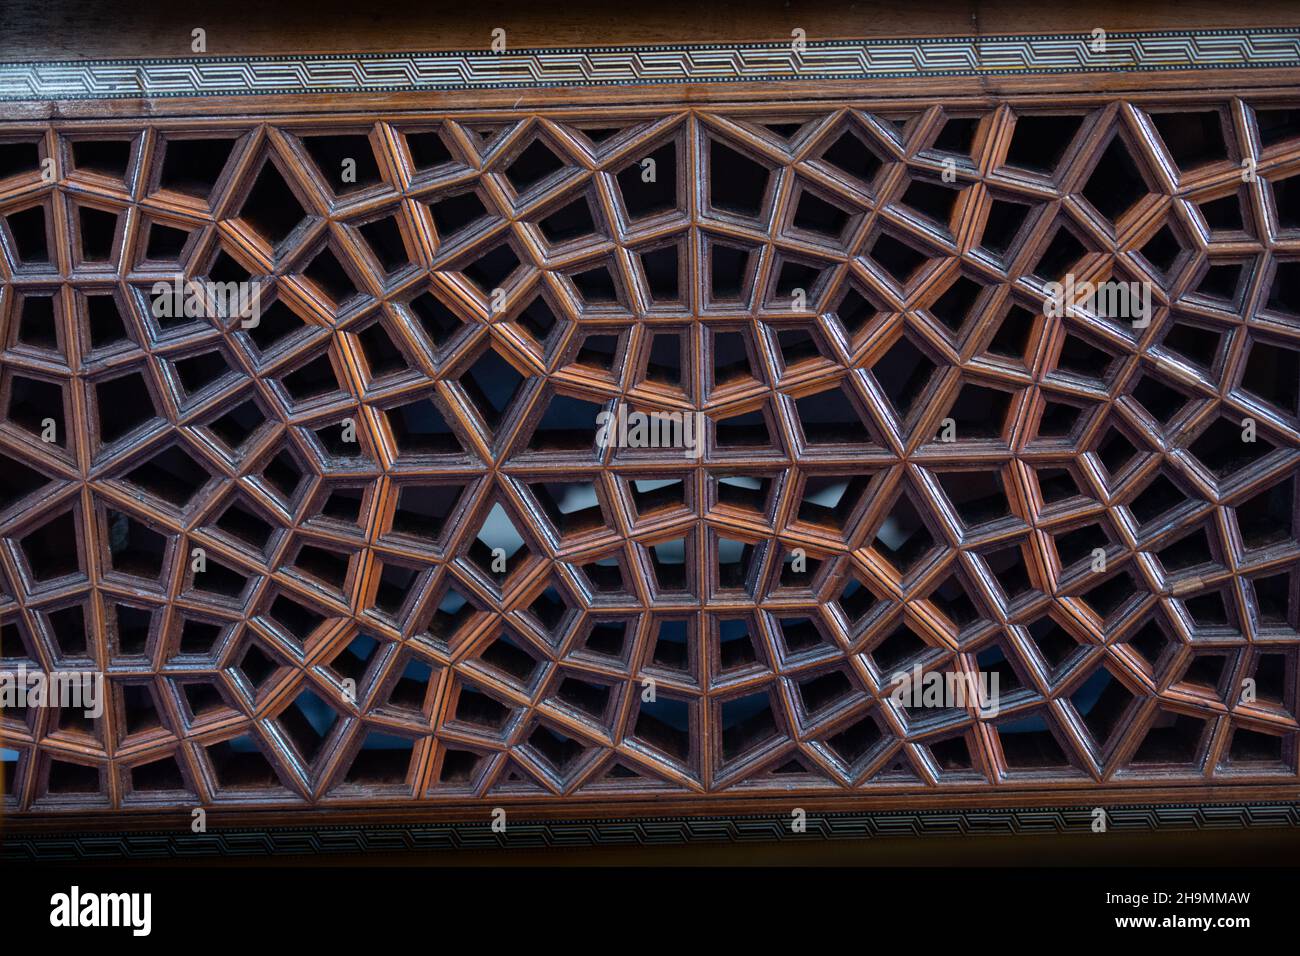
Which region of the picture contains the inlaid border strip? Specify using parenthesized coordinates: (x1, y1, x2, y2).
(6, 802, 1299, 860)
(1, 28, 1299, 102)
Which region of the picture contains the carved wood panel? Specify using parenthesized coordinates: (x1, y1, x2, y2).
(1, 94, 1298, 817)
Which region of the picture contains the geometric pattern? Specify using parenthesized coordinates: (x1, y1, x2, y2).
(1, 94, 1298, 814)
(2, 29, 1300, 101)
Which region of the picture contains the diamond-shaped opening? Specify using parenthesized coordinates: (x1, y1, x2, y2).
(104, 509, 166, 579)
(1253, 571, 1296, 628)
(1052, 521, 1114, 571)
(1160, 316, 1224, 374)
(579, 616, 634, 661)
(123, 444, 211, 511)
(636, 243, 683, 305)
(45, 758, 103, 795)
(290, 542, 352, 592)
(467, 501, 528, 580)
(210, 495, 277, 557)
(707, 238, 758, 303)
(352, 318, 410, 380)
(1137, 222, 1188, 280)
(405, 289, 467, 351)
(234, 640, 283, 695)
(0, 452, 50, 512)
(1116, 617, 1175, 672)
(476, 629, 543, 687)
(772, 615, 829, 656)
(974, 640, 1027, 697)
(426, 188, 492, 245)
(525, 392, 603, 453)
(619, 476, 686, 523)
(866, 230, 932, 286)
(1024, 615, 1085, 674)
(95, 370, 158, 445)
(714, 402, 776, 450)
(1004, 114, 1084, 174)
(5, 373, 66, 446)
(632, 694, 692, 763)
(1181, 587, 1236, 629)
(707, 138, 772, 220)
(240, 297, 308, 355)
(77, 204, 119, 263)
(1081, 133, 1150, 223)
(503, 138, 567, 194)
(458, 239, 518, 297)
(868, 621, 932, 674)
(796, 473, 872, 531)
(404, 127, 454, 169)
(897, 176, 962, 231)
(264, 592, 327, 647)
(926, 732, 975, 773)
(524, 722, 591, 779)
(1241, 338, 1300, 417)
(873, 490, 936, 575)
(357, 212, 412, 274)
(829, 284, 885, 340)
(299, 244, 360, 307)
(142, 219, 193, 263)
(719, 690, 781, 762)
(979, 197, 1033, 259)
(984, 302, 1037, 363)
(645, 536, 690, 594)
(435, 747, 489, 790)
(1079, 568, 1145, 623)
(44, 601, 92, 658)
(928, 571, 984, 631)
(171, 349, 236, 402)
(996, 712, 1072, 770)
(205, 735, 283, 790)
(157, 136, 237, 199)
(871, 333, 938, 422)
(457, 346, 526, 433)
(795, 668, 858, 721)
(816, 124, 885, 189)
(1032, 222, 1088, 281)
(1149, 110, 1228, 172)
(276, 689, 340, 766)
(1129, 710, 1209, 766)
(238, 158, 309, 248)
(1234, 476, 1296, 551)
(925, 272, 983, 336)
(793, 382, 874, 446)
(549, 672, 615, 723)
(19, 508, 81, 582)
(328, 632, 381, 686)
(389, 482, 467, 543)
(0, 139, 41, 182)
(1054, 329, 1119, 383)
(1225, 727, 1288, 767)
(344, 731, 415, 786)
(1070, 665, 1137, 750)
(942, 382, 1014, 440)
(386, 396, 465, 456)
(5, 205, 51, 264)
(712, 615, 762, 673)
(1127, 471, 1192, 528)
(371, 560, 425, 617)
(281, 350, 343, 403)
(300, 132, 383, 196)
(382, 655, 436, 713)
(529, 480, 604, 537)
(616, 139, 678, 220)
(1034, 397, 1087, 440)
(936, 469, 1011, 527)
(790, 182, 856, 241)
(1189, 415, 1276, 481)
(835, 575, 880, 628)
(1197, 191, 1246, 233)
(822, 711, 884, 770)
(176, 678, 231, 723)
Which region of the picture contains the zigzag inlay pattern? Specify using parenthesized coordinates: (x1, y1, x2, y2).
(1, 29, 1299, 101)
